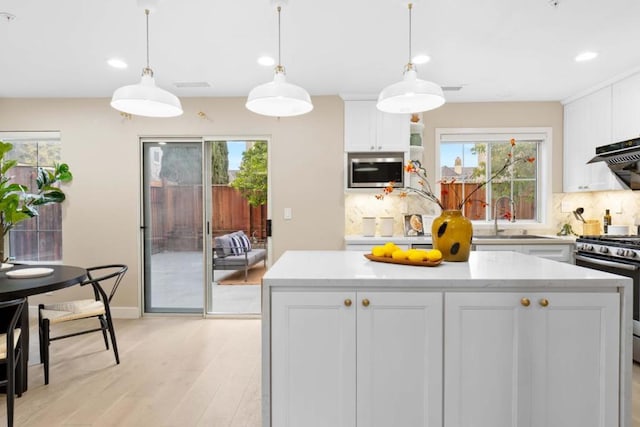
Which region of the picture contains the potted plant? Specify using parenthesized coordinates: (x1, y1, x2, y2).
(0, 141, 73, 262)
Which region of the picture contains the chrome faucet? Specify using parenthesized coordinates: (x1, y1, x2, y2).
(494, 196, 516, 235)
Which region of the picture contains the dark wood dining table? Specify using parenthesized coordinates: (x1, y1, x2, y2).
(0, 264, 87, 392)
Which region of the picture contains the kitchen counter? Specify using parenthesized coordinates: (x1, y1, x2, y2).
(264, 250, 616, 288)
(345, 234, 575, 246)
(262, 250, 632, 427)
(344, 234, 434, 245)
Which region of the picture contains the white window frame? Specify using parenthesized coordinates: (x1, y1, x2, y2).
(435, 127, 552, 232)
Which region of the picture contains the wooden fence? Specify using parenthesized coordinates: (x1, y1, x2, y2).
(440, 182, 534, 220)
(8, 171, 266, 259)
(149, 183, 267, 253)
(9, 166, 62, 261)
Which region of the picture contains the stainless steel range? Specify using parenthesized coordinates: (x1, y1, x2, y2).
(575, 235, 640, 362)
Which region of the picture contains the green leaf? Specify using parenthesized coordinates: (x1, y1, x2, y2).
(0, 159, 17, 175)
(0, 142, 13, 159)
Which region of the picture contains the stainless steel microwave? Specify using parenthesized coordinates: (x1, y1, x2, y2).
(348, 152, 404, 188)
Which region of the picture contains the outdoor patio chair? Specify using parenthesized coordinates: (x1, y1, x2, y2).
(0, 297, 26, 427)
(38, 264, 128, 385)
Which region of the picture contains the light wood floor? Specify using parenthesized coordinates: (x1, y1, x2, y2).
(2, 317, 640, 426)
(1, 317, 261, 427)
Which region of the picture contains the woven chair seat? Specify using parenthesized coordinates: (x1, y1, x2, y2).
(41, 299, 105, 324)
(0, 329, 20, 359)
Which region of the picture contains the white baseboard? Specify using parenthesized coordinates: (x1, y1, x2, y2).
(28, 305, 140, 319)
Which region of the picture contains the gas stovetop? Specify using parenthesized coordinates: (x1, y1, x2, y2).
(576, 235, 640, 261)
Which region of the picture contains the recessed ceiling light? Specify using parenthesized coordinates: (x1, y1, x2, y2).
(107, 58, 128, 69)
(412, 54, 431, 64)
(575, 51, 598, 62)
(257, 56, 275, 67)
(0, 12, 16, 22)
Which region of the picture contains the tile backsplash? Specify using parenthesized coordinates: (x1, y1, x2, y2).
(551, 190, 640, 235)
(346, 190, 640, 236)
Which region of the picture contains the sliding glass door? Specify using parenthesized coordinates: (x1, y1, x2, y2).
(141, 137, 269, 315)
(209, 140, 268, 315)
(142, 139, 208, 313)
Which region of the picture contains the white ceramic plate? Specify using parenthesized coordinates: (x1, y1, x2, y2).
(0, 263, 13, 271)
(6, 267, 54, 279)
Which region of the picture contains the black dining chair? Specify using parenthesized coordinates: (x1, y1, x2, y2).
(38, 264, 128, 385)
(0, 297, 26, 427)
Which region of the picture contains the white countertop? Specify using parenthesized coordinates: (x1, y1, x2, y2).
(345, 234, 576, 245)
(345, 235, 434, 244)
(263, 250, 626, 289)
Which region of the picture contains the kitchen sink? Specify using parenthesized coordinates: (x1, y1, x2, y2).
(473, 235, 553, 239)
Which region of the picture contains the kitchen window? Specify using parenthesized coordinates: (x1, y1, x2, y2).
(435, 128, 551, 225)
(0, 132, 64, 262)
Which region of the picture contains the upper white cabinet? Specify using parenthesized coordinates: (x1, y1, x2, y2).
(612, 72, 640, 142)
(344, 100, 409, 152)
(563, 87, 623, 192)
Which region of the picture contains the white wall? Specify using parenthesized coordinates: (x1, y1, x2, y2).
(0, 96, 345, 313)
(0, 97, 576, 314)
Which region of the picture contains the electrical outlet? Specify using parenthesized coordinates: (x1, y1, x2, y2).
(561, 200, 572, 213)
(614, 200, 623, 214)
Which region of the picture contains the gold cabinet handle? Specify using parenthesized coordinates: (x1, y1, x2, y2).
(520, 297, 530, 307)
(344, 299, 352, 307)
(362, 298, 370, 307)
(539, 298, 549, 307)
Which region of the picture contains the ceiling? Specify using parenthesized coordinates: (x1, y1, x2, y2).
(0, 0, 639, 104)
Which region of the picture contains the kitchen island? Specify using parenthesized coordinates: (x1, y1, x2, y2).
(262, 250, 632, 427)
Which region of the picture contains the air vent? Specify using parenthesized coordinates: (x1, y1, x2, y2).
(173, 81, 211, 88)
(442, 86, 463, 92)
(605, 152, 640, 165)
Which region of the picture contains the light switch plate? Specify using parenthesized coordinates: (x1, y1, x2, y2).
(284, 207, 292, 220)
(561, 200, 572, 213)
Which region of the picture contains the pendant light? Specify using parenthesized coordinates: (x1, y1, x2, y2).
(377, 2, 445, 114)
(111, 2, 183, 118)
(246, 0, 313, 117)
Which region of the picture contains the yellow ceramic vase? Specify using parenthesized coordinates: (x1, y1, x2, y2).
(431, 210, 473, 262)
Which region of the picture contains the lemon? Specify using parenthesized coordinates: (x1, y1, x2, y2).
(383, 242, 399, 257)
(372, 246, 385, 257)
(391, 249, 407, 260)
(408, 251, 425, 262)
(426, 249, 443, 262)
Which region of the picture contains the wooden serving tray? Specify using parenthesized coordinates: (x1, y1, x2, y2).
(364, 253, 443, 267)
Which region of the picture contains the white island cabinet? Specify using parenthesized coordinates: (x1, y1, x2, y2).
(445, 292, 620, 427)
(262, 251, 632, 427)
(272, 291, 442, 427)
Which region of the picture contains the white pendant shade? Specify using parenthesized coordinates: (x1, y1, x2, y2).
(377, 68, 445, 114)
(246, 70, 313, 117)
(246, 2, 313, 118)
(377, 2, 445, 114)
(110, 5, 182, 118)
(111, 73, 183, 118)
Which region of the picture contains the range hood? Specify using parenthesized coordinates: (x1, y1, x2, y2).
(588, 137, 640, 190)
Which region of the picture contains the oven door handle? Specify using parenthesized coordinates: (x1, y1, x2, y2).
(575, 254, 640, 271)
